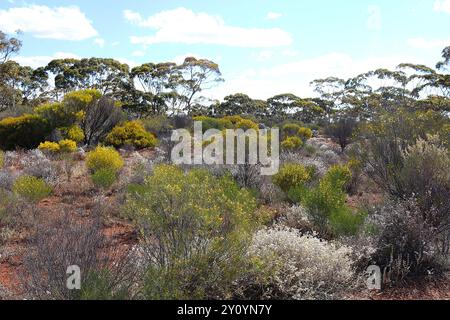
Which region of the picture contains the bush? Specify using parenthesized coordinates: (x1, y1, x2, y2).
(13, 175, 52, 203)
(325, 116, 357, 152)
(0, 114, 51, 150)
(370, 199, 447, 284)
(39, 139, 77, 154)
(0, 150, 4, 168)
(282, 124, 302, 137)
(38, 141, 60, 153)
(193, 116, 232, 133)
(294, 165, 364, 237)
(142, 114, 173, 136)
(244, 226, 355, 299)
(106, 121, 158, 149)
(64, 125, 85, 143)
(22, 213, 135, 300)
(124, 165, 258, 299)
(281, 136, 303, 151)
(91, 168, 118, 190)
(235, 118, 259, 131)
(297, 127, 313, 141)
(272, 163, 312, 193)
(58, 139, 77, 153)
(86, 146, 124, 174)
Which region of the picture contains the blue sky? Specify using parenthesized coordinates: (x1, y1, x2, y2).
(1, 0, 449, 100)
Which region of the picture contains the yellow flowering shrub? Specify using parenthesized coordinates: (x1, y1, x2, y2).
(58, 139, 77, 153)
(281, 136, 303, 151)
(38, 141, 61, 153)
(105, 121, 157, 149)
(86, 146, 124, 173)
(124, 165, 258, 299)
(298, 127, 313, 141)
(65, 125, 85, 143)
(273, 163, 312, 192)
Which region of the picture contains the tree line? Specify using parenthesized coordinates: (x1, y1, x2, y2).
(1, 30, 449, 126)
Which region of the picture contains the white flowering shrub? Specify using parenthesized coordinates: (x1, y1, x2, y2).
(247, 226, 355, 300)
(279, 205, 313, 232)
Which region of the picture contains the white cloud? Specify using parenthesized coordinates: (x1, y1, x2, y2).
(114, 57, 138, 68)
(13, 52, 80, 69)
(434, 0, 450, 13)
(282, 49, 300, 57)
(367, 5, 382, 31)
(124, 7, 292, 47)
(266, 12, 282, 20)
(209, 53, 428, 100)
(0, 5, 98, 41)
(407, 37, 450, 49)
(253, 50, 273, 61)
(93, 38, 106, 48)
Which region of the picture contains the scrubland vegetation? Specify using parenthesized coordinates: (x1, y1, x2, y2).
(0, 31, 449, 300)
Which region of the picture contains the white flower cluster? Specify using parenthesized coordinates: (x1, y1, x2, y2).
(249, 226, 355, 300)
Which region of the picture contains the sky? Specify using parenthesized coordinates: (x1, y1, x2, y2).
(1, 0, 449, 100)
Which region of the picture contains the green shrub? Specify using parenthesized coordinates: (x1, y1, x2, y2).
(272, 163, 312, 193)
(91, 168, 117, 190)
(297, 166, 363, 237)
(142, 114, 173, 136)
(0, 114, 51, 150)
(105, 121, 158, 149)
(282, 123, 302, 137)
(13, 175, 52, 203)
(86, 146, 124, 174)
(281, 136, 303, 151)
(124, 165, 258, 299)
(193, 116, 232, 133)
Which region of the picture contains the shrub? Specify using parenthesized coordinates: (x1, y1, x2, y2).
(13, 175, 52, 203)
(0, 114, 51, 150)
(86, 146, 124, 174)
(58, 139, 77, 153)
(370, 199, 447, 284)
(22, 150, 59, 185)
(282, 124, 301, 137)
(281, 136, 303, 151)
(272, 163, 312, 193)
(142, 114, 173, 135)
(244, 226, 355, 299)
(235, 118, 259, 131)
(295, 165, 363, 237)
(91, 168, 118, 190)
(38, 141, 60, 153)
(65, 125, 85, 143)
(297, 127, 313, 141)
(106, 121, 158, 149)
(325, 116, 357, 152)
(193, 116, 232, 133)
(22, 213, 135, 300)
(124, 165, 258, 299)
(0, 150, 4, 168)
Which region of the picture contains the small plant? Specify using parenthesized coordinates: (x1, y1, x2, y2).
(282, 123, 302, 137)
(281, 136, 303, 151)
(106, 121, 158, 149)
(272, 163, 312, 193)
(0, 150, 4, 168)
(38, 141, 61, 153)
(58, 139, 77, 153)
(91, 168, 118, 190)
(297, 127, 313, 141)
(86, 146, 124, 174)
(12, 175, 52, 203)
(64, 125, 85, 143)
